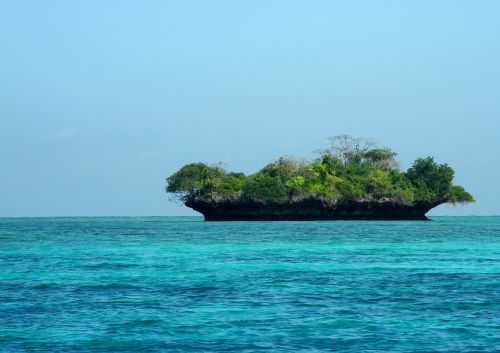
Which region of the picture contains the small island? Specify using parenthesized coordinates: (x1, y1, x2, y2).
(166, 135, 474, 221)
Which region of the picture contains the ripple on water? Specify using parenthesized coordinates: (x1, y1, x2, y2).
(0, 216, 499, 352)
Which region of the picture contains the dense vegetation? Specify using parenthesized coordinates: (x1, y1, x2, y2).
(166, 135, 474, 206)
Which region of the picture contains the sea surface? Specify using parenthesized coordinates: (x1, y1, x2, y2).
(0, 216, 499, 353)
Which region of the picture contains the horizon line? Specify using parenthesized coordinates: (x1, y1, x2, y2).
(1, 215, 499, 219)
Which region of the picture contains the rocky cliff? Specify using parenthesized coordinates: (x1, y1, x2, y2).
(185, 198, 443, 221)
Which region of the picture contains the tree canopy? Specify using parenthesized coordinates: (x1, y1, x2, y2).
(166, 136, 474, 205)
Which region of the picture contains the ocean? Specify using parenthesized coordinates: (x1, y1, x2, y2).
(0, 216, 499, 352)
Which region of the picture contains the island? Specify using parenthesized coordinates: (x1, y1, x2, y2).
(166, 135, 474, 221)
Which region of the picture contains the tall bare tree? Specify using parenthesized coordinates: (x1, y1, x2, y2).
(318, 135, 376, 164)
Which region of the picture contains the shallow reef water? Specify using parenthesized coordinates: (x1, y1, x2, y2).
(0, 216, 499, 352)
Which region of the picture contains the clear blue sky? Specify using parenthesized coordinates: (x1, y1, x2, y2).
(1, 1, 499, 216)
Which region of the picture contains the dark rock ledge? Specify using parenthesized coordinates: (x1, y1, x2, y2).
(185, 198, 443, 221)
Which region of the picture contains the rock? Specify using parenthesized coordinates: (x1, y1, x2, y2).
(185, 198, 442, 221)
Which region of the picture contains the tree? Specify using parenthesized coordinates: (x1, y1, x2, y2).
(363, 148, 399, 170)
(319, 135, 376, 165)
(166, 138, 474, 207)
(321, 155, 344, 175)
(448, 185, 475, 204)
(166, 163, 225, 200)
(242, 174, 287, 202)
(260, 157, 306, 183)
(406, 157, 454, 199)
(219, 172, 246, 198)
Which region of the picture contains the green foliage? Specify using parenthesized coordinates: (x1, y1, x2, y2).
(321, 155, 343, 175)
(363, 148, 399, 170)
(166, 136, 474, 206)
(242, 174, 287, 202)
(260, 157, 301, 183)
(448, 185, 475, 204)
(301, 162, 337, 199)
(363, 148, 397, 162)
(220, 172, 246, 197)
(366, 169, 392, 197)
(406, 157, 454, 200)
(333, 175, 364, 199)
(285, 175, 306, 195)
(389, 171, 415, 202)
(166, 163, 225, 198)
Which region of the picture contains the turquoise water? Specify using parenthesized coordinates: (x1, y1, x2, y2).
(0, 217, 499, 352)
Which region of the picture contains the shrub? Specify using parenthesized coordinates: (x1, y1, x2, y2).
(166, 136, 474, 206)
(242, 174, 287, 202)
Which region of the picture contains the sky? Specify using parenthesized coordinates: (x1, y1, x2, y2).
(1, 1, 499, 217)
